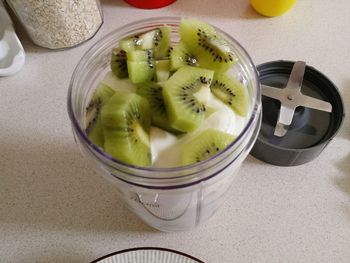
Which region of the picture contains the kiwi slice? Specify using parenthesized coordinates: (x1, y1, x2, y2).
(120, 26, 171, 59)
(169, 42, 198, 71)
(127, 49, 154, 61)
(136, 82, 181, 134)
(155, 60, 170, 82)
(121, 30, 157, 51)
(181, 128, 235, 165)
(179, 19, 237, 72)
(153, 26, 171, 59)
(125, 48, 155, 84)
(210, 72, 249, 116)
(127, 60, 155, 84)
(111, 48, 128, 78)
(101, 92, 152, 166)
(85, 83, 115, 148)
(163, 66, 214, 132)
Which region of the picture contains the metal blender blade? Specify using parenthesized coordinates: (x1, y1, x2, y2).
(261, 61, 333, 137)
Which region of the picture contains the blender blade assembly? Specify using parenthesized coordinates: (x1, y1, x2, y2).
(261, 61, 332, 137)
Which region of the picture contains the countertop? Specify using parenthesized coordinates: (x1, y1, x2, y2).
(1, 0, 350, 262)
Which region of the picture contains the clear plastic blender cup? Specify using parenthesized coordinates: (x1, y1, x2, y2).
(68, 17, 261, 232)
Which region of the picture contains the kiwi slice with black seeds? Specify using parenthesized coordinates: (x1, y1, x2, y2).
(127, 49, 154, 61)
(153, 26, 171, 59)
(111, 48, 128, 78)
(179, 19, 237, 72)
(210, 72, 249, 116)
(120, 26, 171, 59)
(163, 66, 214, 132)
(136, 82, 181, 134)
(85, 83, 115, 148)
(169, 42, 199, 71)
(101, 92, 152, 166)
(181, 128, 235, 165)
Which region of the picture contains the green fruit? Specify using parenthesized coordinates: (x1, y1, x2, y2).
(119, 26, 171, 59)
(136, 82, 181, 134)
(179, 19, 237, 72)
(85, 83, 115, 148)
(127, 61, 155, 84)
(120, 35, 146, 52)
(154, 26, 171, 59)
(162, 66, 214, 132)
(169, 42, 199, 71)
(127, 49, 154, 61)
(181, 128, 235, 165)
(210, 72, 249, 116)
(155, 60, 170, 82)
(101, 92, 152, 166)
(111, 48, 128, 78)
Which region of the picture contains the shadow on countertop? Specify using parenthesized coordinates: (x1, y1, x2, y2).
(332, 80, 350, 219)
(337, 80, 350, 141)
(334, 153, 350, 221)
(334, 94, 350, 190)
(334, 152, 350, 180)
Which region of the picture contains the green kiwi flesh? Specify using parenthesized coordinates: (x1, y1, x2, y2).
(181, 128, 235, 165)
(210, 72, 249, 116)
(169, 42, 199, 71)
(85, 83, 115, 148)
(119, 26, 171, 59)
(136, 82, 181, 134)
(127, 61, 155, 84)
(111, 48, 128, 78)
(154, 26, 171, 59)
(155, 60, 170, 82)
(162, 66, 214, 132)
(101, 92, 152, 166)
(127, 49, 154, 61)
(179, 19, 237, 72)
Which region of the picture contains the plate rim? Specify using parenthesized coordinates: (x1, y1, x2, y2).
(90, 247, 205, 263)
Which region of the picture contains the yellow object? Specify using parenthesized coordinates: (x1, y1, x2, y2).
(250, 0, 296, 17)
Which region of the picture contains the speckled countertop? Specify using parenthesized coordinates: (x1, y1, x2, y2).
(1, 0, 350, 262)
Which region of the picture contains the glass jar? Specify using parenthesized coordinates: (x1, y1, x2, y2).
(6, 0, 103, 49)
(67, 17, 261, 232)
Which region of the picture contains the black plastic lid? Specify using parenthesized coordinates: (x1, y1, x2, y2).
(250, 60, 345, 166)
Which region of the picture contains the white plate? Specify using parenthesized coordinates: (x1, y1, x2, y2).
(92, 247, 204, 263)
(0, 1, 25, 77)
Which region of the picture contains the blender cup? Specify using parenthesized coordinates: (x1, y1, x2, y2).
(68, 17, 261, 231)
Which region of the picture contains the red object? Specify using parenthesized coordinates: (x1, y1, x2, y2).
(124, 0, 176, 9)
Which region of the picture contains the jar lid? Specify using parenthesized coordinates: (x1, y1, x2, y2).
(124, 0, 176, 9)
(250, 60, 345, 166)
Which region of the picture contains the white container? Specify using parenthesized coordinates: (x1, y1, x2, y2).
(0, 1, 25, 76)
